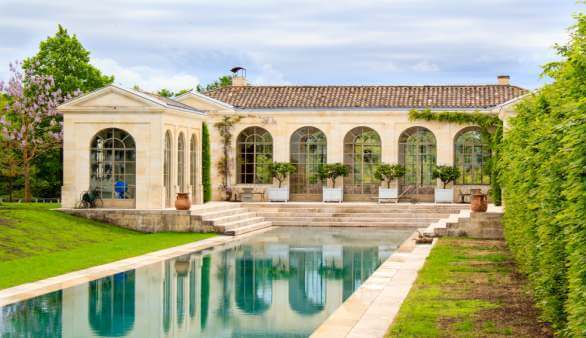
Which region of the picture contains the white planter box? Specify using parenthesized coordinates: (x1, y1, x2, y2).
(267, 187, 289, 202)
(435, 188, 453, 203)
(378, 187, 398, 203)
(323, 187, 343, 203)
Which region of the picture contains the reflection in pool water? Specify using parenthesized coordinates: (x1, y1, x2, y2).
(0, 227, 411, 338)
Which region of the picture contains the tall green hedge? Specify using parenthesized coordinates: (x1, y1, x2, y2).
(202, 122, 212, 202)
(500, 13, 586, 336)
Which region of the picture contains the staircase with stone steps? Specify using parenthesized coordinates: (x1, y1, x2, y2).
(244, 202, 466, 228)
(190, 202, 272, 236)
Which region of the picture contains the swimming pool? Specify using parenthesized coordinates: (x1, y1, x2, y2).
(0, 227, 412, 338)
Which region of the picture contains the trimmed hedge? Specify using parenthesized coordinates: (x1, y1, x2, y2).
(202, 122, 212, 202)
(500, 14, 586, 336)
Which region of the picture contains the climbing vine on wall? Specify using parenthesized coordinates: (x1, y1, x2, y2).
(201, 122, 211, 202)
(408, 109, 503, 205)
(213, 115, 241, 190)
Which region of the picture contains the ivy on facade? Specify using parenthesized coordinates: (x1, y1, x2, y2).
(408, 109, 503, 205)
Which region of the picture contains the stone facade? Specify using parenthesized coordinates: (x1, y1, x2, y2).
(59, 79, 525, 209)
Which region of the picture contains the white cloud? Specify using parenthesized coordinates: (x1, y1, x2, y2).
(411, 60, 440, 73)
(251, 64, 289, 85)
(91, 58, 200, 92)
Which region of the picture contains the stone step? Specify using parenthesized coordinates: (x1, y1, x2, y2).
(190, 202, 242, 214)
(225, 221, 272, 236)
(195, 207, 249, 220)
(246, 206, 465, 212)
(258, 216, 440, 223)
(255, 211, 452, 219)
(271, 220, 429, 227)
(215, 216, 266, 230)
(202, 211, 257, 223)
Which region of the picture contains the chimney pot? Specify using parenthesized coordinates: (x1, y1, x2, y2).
(497, 75, 510, 85)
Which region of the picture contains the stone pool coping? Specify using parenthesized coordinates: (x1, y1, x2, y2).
(311, 231, 434, 338)
(0, 228, 273, 307)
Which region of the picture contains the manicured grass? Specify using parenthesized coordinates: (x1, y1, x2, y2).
(386, 238, 551, 337)
(0, 203, 215, 289)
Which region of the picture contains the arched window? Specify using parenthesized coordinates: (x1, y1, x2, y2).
(454, 128, 491, 184)
(164, 131, 172, 207)
(343, 127, 381, 195)
(90, 128, 136, 200)
(190, 135, 197, 199)
(399, 127, 437, 189)
(177, 133, 185, 192)
(236, 127, 273, 184)
(290, 127, 327, 195)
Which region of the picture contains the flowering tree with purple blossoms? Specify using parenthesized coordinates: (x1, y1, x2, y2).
(0, 61, 79, 201)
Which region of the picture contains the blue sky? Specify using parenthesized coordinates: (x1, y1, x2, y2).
(0, 0, 580, 91)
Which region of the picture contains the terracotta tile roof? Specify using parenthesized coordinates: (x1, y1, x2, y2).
(205, 85, 528, 109)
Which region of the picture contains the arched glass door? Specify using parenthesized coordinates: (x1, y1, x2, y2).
(343, 127, 381, 199)
(90, 128, 136, 208)
(398, 127, 437, 201)
(290, 127, 327, 201)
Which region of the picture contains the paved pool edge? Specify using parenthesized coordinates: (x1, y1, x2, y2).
(0, 227, 274, 307)
(311, 231, 435, 338)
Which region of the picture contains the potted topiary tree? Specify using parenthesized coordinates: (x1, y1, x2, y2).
(312, 163, 349, 203)
(374, 163, 406, 203)
(266, 162, 296, 202)
(432, 165, 460, 203)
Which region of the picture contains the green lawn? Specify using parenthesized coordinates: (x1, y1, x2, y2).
(0, 203, 215, 290)
(386, 238, 551, 337)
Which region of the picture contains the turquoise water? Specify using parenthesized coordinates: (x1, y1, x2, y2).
(0, 227, 412, 338)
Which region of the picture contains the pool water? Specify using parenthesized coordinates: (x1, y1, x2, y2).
(0, 227, 412, 338)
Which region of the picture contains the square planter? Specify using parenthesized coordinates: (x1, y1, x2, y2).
(323, 187, 343, 203)
(435, 188, 454, 203)
(267, 187, 289, 202)
(378, 187, 398, 203)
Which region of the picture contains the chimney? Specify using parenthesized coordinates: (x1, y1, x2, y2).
(230, 66, 248, 87)
(497, 75, 510, 85)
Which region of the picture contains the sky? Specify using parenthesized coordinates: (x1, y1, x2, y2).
(0, 0, 581, 91)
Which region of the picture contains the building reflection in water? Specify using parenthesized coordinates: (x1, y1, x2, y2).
(289, 247, 326, 315)
(0, 290, 63, 337)
(0, 228, 403, 338)
(235, 247, 273, 315)
(89, 270, 135, 337)
(343, 247, 379, 301)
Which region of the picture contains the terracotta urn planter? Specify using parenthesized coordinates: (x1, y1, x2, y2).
(175, 192, 191, 210)
(470, 193, 488, 212)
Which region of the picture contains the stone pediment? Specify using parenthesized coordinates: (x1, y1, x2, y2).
(174, 91, 233, 112)
(58, 85, 167, 112)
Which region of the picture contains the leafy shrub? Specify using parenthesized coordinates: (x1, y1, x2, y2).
(432, 165, 460, 189)
(311, 163, 349, 188)
(374, 163, 406, 188)
(500, 13, 586, 336)
(268, 162, 296, 188)
(202, 122, 211, 202)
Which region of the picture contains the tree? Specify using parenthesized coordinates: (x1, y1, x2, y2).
(374, 163, 406, 188)
(197, 75, 232, 93)
(268, 162, 296, 188)
(432, 165, 460, 189)
(213, 115, 241, 188)
(157, 88, 174, 98)
(23, 24, 113, 95)
(156, 88, 192, 98)
(0, 62, 71, 201)
(312, 163, 349, 188)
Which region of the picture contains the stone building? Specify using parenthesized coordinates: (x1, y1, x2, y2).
(58, 73, 527, 209)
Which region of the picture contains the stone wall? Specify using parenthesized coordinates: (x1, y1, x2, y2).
(59, 209, 216, 233)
